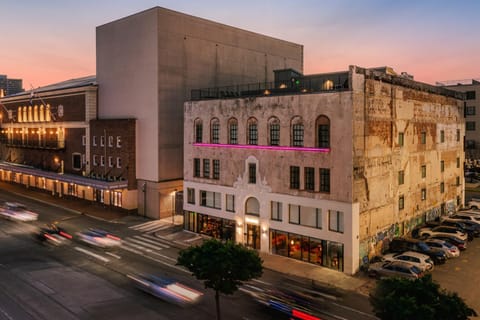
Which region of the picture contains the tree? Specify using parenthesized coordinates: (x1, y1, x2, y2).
(177, 238, 263, 320)
(369, 274, 477, 320)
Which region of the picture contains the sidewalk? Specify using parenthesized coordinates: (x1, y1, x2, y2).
(0, 181, 373, 296)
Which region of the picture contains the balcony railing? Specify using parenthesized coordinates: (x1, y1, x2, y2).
(191, 73, 350, 101)
(0, 137, 65, 150)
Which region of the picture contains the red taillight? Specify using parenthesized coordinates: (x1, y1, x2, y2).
(106, 234, 120, 241)
(44, 234, 56, 241)
(292, 309, 321, 320)
(59, 231, 72, 239)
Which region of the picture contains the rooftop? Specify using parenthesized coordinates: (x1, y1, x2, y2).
(6, 75, 97, 98)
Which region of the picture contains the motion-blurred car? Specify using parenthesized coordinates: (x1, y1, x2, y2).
(423, 238, 460, 258)
(368, 260, 424, 280)
(381, 251, 434, 272)
(35, 224, 73, 246)
(77, 228, 122, 248)
(127, 274, 203, 306)
(0, 202, 38, 222)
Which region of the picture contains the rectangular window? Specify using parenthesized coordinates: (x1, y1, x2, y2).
(248, 163, 256, 184)
(456, 129, 460, 142)
(226, 194, 235, 212)
(93, 136, 97, 146)
(398, 170, 404, 185)
(319, 168, 330, 193)
(399, 195, 404, 210)
(211, 123, 220, 144)
(72, 154, 81, 170)
(441, 160, 445, 172)
(93, 155, 98, 166)
(195, 123, 203, 143)
(398, 132, 404, 147)
(100, 156, 105, 167)
(440, 130, 445, 143)
(108, 156, 113, 167)
(300, 207, 322, 229)
(457, 157, 460, 168)
(466, 121, 476, 131)
(289, 204, 300, 224)
(229, 123, 237, 144)
(108, 136, 113, 147)
(271, 201, 282, 221)
(203, 159, 210, 178)
(440, 182, 445, 193)
(318, 125, 330, 148)
(421, 165, 426, 178)
(116, 136, 122, 148)
(421, 188, 426, 201)
(456, 176, 460, 186)
(329, 210, 344, 233)
(213, 159, 220, 179)
(116, 157, 122, 168)
(304, 167, 315, 191)
(82, 154, 86, 165)
(248, 124, 258, 145)
(270, 124, 280, 146)
(292, 124, 304, 147)
(421, 131, 426, 144)
(100, 135, 105, 147)
(466, 106, 476, 116)
(290, 166, 300, 189)
(466, 91, 476, 100)
(194, 158, 201, 177)
(187, 188, 195, 204)
(82, 135, 86, 146)
(200, 190, 221, 209)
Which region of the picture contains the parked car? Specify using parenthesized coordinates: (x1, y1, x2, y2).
(381, 251, 434, 272)
(77, 228, 122, 248)
(368, 261, 424, 280)
(417, 226, 468, 242)
(450, 213, 480, 224)
(388, 237, 447, 264)
(423, 238, 460, 258)
(425, 234, 467, 251)
(0, 202, 38, 222)
(467, 198, 480, 209)
(439, 220, 478, 240)
(127, 274, 203, 306)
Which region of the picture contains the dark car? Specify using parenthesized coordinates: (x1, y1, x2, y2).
(388, 237, 447, 265)
(34, 224, 73, 246)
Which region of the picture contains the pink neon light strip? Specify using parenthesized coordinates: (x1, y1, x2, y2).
(193, 143, 330, 153)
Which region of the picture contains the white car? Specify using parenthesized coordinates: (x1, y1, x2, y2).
(467, 198, 480, 209)
(0, 202, 38, 222)
(424, 238, 460, 258)
(382, 251, 434, 272)
(449, 213, 480, 224)
(77, 229, 122, 248)
(418, 226, 468, 242)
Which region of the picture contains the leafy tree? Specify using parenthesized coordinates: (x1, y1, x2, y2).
(369, 274, 477, 320)
(177, 238, 263, 320)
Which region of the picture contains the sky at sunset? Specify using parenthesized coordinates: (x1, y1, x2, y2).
(1, 0, 479, 89)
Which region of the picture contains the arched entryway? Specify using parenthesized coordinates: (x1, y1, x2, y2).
(245, 197, 260, 250)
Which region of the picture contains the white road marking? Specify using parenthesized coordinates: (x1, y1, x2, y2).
(74, 247, 110, 263)
(105, 251, 122, 259)
(132, 235, 170, 248)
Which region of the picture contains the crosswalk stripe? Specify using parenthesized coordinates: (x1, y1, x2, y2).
(74, 247, 110, 263)
(122, 241, 153, 252)
(133, 235, 170, 248)
(126, 237, 165, 251)
(121, 240, 177, 263)
(128, 220, 162, 230)
(142, 225, 172, 234)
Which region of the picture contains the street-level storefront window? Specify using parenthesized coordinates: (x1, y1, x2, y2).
(269, 229, 343, 272)
(183, 211, 235, 242)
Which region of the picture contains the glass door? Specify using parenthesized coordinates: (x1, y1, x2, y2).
(246, 224, 260, 250)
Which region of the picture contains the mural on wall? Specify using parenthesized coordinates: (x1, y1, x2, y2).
(425, 207, 441, 222)
(446, 200, 455, 215)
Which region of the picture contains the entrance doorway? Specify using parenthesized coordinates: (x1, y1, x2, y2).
(246, 224, 260, 249)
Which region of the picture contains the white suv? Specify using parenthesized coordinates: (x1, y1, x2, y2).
(467, 198, 480, 209)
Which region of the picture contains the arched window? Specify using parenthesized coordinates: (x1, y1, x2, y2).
(46, 104, 51, 122)
(17, 107, 22, 122)
(194, 118, 203, 143)
(322, 79, 334, 90)
(268, 116, 280, 146)
(228, 118, 238, 145)
(39, 105, 45, 122)
(28, 106, 33, 122)
(210, 118, 220, 144)
(245, 197, 260, 216)
(23, 106, 27, 122)
(247, 117, 258, 145)
(33, 105, 39, 122)
(316, 115, 330, 148)
(291, 116, 304, 147)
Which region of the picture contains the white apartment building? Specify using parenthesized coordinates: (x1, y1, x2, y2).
(184, 66, 465, 274)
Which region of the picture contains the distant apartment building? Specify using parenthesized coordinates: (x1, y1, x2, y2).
(96, 7, 303, 219)
(437, 79, 480, 160)
(184, 66, 465, 274)
(0, 75, 24, 97)
(0, 76, 137, 211)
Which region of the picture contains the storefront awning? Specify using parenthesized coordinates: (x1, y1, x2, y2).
(0, 162, 128, 190)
